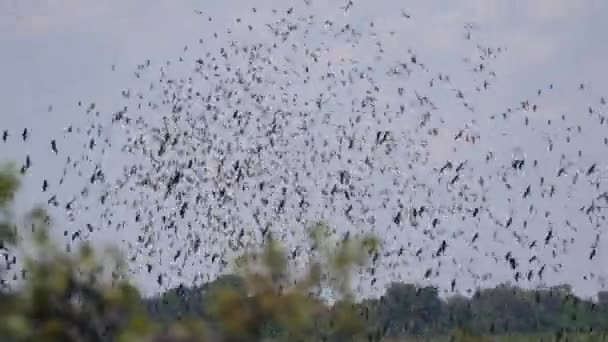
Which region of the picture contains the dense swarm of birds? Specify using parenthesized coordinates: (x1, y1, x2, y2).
(2, 2, 608, 301)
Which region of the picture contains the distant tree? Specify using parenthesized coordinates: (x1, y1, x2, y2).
(598, 291, 608, 307)
(450, 327, 491, 342)
(443, 295, 472, 330)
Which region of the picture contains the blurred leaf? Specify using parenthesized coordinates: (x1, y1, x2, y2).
(0, 162, 19, 207)
(0, 221, 16, 244)
(262, 238, 287, 280)
(5, 313, 30, 337)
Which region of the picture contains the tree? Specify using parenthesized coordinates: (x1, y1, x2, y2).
(0, 162, 19, 257)
(208, 222, 380, 342)
(0, 163, 183, 341)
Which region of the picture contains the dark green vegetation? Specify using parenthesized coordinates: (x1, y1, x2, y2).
(149, 276, 608, 339)
(1, 165, 607, 342)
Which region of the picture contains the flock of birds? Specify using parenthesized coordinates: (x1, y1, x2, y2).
(2, 2, 608, 301)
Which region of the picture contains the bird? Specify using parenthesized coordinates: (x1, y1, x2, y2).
(6, 3, 606, 318)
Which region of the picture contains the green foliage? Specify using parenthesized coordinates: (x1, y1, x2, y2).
(207, 226, 379, 342)
(0, 164, 154, 341)
(0, 162, 19, 244)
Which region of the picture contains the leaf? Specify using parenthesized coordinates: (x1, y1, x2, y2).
(0, 163, 19, 207)
(262, 239, 287, 278)
(308, 221, 330, 249)
(0, 221, 16, 244)
(5, 314, 30, 337)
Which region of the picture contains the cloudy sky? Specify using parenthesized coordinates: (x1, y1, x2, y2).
(1, 0, 608, 299)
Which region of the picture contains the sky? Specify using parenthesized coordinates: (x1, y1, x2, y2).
(1, 0, 608, 300)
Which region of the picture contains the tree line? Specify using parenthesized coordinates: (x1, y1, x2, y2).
(147, 274, 608, 339)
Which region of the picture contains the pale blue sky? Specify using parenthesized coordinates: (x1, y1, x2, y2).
(1, 1, 608, 299)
